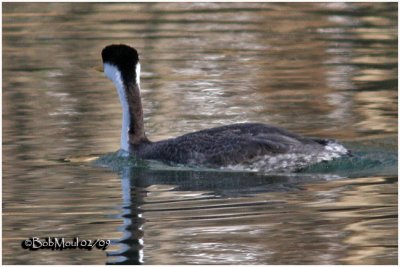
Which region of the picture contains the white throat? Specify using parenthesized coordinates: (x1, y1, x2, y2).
(135, 63, 141, 85)
(104, 63, 140, 152)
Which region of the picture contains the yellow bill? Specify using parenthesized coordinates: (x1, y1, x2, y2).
(93, 65, 104, 72)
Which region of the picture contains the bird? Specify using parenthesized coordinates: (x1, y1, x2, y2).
(100, 44, 349, 172)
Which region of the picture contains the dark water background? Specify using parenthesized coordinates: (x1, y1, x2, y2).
(2, 2, 398, 264)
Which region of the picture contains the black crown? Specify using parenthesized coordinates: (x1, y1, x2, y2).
(102, 44, 140, 83)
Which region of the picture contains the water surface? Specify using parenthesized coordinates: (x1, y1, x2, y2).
(2, 2, 398, 264)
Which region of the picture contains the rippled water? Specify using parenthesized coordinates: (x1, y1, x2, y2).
(2, 2, 398, 264)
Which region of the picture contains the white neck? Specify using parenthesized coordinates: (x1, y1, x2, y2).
(135, 63, 141, 85)
(104, 63, 140, 152)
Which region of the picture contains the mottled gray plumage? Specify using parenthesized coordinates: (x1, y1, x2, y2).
(133, 123, 335, 167)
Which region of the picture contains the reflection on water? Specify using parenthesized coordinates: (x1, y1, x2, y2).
(2, 2, 398, 265)
(101, 156, 397, 264)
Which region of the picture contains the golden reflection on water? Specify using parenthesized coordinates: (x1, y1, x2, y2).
(139, 175, 396, 265)
(2, 2, 398, 265)
(305, 177, 397, 264)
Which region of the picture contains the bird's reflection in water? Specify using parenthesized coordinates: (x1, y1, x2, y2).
(107, 167, 146, 265)
(105, 164, 344, 265)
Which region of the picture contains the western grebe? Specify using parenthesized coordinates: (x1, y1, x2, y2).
(100, 44, 349, 172)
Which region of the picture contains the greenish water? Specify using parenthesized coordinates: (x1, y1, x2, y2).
(3, 2, 398, 264)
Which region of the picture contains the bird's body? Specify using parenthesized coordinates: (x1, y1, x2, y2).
(101, 44, 349, 172)
(131, 122, 347, 171)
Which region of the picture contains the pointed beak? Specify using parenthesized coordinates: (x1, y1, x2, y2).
(93, 65, 104, 72)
